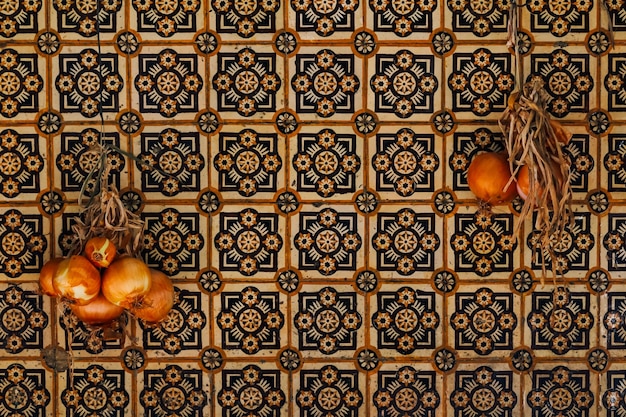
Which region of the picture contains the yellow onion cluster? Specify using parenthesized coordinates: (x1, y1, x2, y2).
(39, 237, 174, 326)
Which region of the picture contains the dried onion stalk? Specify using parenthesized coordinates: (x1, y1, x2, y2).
(499, 80, 574, 283)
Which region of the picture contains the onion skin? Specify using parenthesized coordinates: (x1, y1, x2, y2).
(132, 269, 175, 324)
(71, 292, 125, 325)
(467, 152, 517, 204)
(84, 236, 117, 268)
(53, 255, 101, 305)
(102, 256, 152, 309)
(39, 257, 63, 297)
(516, 162, 564, 202)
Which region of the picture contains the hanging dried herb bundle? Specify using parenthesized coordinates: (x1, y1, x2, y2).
(499, 80, 573, 282)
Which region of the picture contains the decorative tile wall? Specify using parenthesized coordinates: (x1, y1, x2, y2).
(0, 0, 625, 416)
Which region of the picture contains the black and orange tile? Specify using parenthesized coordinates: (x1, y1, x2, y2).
(1, 0, 626, 415)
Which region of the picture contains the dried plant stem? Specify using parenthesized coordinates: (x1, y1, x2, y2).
(499, 80, 574, 284)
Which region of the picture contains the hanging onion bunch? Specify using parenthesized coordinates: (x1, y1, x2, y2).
(499, 79, 574, 282)
(39, 141, 175, 329)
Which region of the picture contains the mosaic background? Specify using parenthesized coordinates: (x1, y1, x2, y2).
(1, 0, 626, 415)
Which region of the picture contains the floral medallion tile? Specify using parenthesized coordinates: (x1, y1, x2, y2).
(603, 54, 626, 125)
(211, 205, 285, 279)
(0, 206, 49, 279)
(370, 205, 442, 277)
(0, 360, 52, 417)
(291, 204, 364, 278)
(0, 0, 42, 40)
(524, 45, 597, 120)
(215, 362, 287, 417)
(371, 362, 442, 416)
(561, 126, 596, 198)
(210, 45, 283, 120)
(290, 46, 362, 121)
(212, 0, 282, 40)
(130, 0, 205, 40)
(521, 0, 595, 40)
(370, 284, 443, 356)
(212, 126, 285, 200)
(132, 125, 208, 199)
(131, 46, 205, 120)
(294, 363, 365, 417)
(448, 283, 520, 359)
(0, 283, 50, 355)
(0, 127, 45, 201)
(292, 284, 364, 358)
(138, 362, 209, 417)
(444, 0, 509, 40)
(288, 0, 362, 40)
(366, 46, 441, 120)
(58, 362, 130, 417)
(50, 0, 123, 40)
(0, 47, 45, 121)
(365, 0, 440, 41)
(444, 46, 515, 121)
(214, 283, 287, 357)
(524, 284, 597, 358)
(289, 126, 363, 201)
(447, 363, 518, 417)
(367, 126, 442, 200)
(600, 284, 626, 356)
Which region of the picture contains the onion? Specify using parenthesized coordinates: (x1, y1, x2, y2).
(53, 255, 101, 305)
(84, 236, 117, 268)
(102, 256, 152, 308)
(467, 152, 517, 204)
(132, 269, 175, 324)
(516, 161, 564, 202)
(39, 257, 64, 297)
(70, 292, 125, 325)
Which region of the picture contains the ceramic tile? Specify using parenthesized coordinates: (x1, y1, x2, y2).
(0, 46, 46, 121)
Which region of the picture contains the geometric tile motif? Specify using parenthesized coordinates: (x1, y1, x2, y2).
(370, 50, 437, 117)
(604, 370, 626, 414)
(0, 286, 47, 354)
(451, 288, 517, 355)
(369, 0, 435, 35)
(372, 287, 439, 353)
(604, 214, 626, 271)
(291, 0, 357, 36)
(61, 365, 128, 417)
(450, 366, 517, 417)
(294, 209, 361, 275)
(0, 364, 49, 417)
(0, 49, 43, 117)
(0, 0, 39, 37)
(217, 287, 284, 354)
(527, 212, 593, 275)
(527, 366, 594, 417)
(293, 129, 360, 197)
(140, 289, 206, 355)
(372, 209, 439, 273)
(214, 0, 279, 37)
(292, 49, 360, 117)
(449, 127, 505, 191)
(603, 292, 626, 349)
(605, 134, 626, 192)
(0, 209, 46, 277)
(294, 287, 362, 354)
(528, 49, 593, 117)
(562, 134, 593, 193)
(213, 48, 281, 117)
(60, 306, 125, 354)
(142, 208, 204, 275)
(215, 209, 282, 275)
(56, 49, 123, 118)
(526, 0, 592, 36)
(297, 365, 362, 417)
(373, 128, 438, 196)
(373, 367, 440, 416)
(136, 50, 202, 117)
(56, 129, 124, 197)
(448, 48, 514, 116)
(141, 365, 206, 417)
(0, 128, 44, 198)
(447, 0, 507, 37)
(138, 128, 205, 196)
(450, 209, 516, 277)
(527, 288, 593, 355)
(215, 129, 281, 197)
(133, 0, 199, 37)
(54, 0, 121, 36)
(218, 365, 285, 417)
(605, 0, 626, 31)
